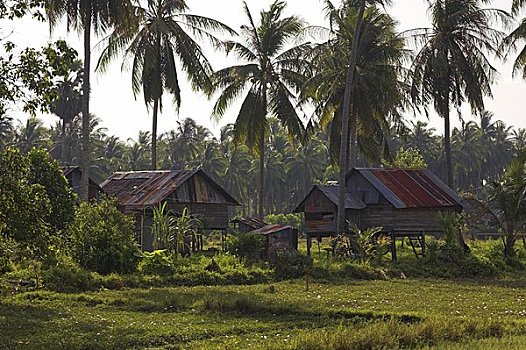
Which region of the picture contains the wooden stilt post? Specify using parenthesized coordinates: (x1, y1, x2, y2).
(421, 232, 426, 256)
(306, 233, 312, 257)
(391, 231, 397, 262)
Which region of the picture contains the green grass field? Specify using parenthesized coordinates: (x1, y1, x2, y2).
(2, 277, 526, 349)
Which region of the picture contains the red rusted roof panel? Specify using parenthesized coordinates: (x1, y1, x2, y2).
(253, 224, 291, 235)
(368, 169, 459, 208)
(101, 170, 239, 208)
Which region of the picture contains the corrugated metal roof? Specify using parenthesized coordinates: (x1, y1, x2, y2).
(318, 185, 367, 210)
(100, 169, 239, 208)
(293, 185, 366, 212)
(253, 224, 292, 235)
(353, 168, 463, 209)
(231, 217, 267, 229)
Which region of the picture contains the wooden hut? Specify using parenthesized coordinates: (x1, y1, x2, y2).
(231, 217, 267, 233)
(294, 168, 464, 260)
(253, 224, 299, 253)
(62, 165, 104, 200)
(101, 169, 239, 251)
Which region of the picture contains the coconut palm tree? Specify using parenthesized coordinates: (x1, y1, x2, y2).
(97, 0, 235, 170)
(46, 0, 133, 200)
(408, 0, 506, 188)
(303, 1, 402, 234)
(210, 0, 308, 219)
(14, 117, 50, 153)
(50, 59, 83, 163)
(500, 1, 526, 79)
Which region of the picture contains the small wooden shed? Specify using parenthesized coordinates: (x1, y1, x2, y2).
(253, 224, 299, 253)
(61, 165, 104, 200)
(101, 169, 239, 251)
(295, 168, 464, 260)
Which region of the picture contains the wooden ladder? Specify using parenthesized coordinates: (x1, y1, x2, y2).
(408, 235, 426, 259)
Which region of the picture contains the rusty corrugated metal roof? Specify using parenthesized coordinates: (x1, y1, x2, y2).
(354, 168, 462, 209)
(253, 224, 292, 235)
(231, 217, 267, 229)
(100, 169, 239, 208)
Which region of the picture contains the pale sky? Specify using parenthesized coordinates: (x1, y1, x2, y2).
(2, 0, 524, 141)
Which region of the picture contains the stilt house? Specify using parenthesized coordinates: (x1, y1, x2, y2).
(101, 170, 239, 251)
(294, 168, 464, 260)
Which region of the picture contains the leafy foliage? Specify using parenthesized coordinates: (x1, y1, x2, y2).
(137, 250, 175, 276)
(0, 40, 80, 117)
(27, 148, 76, 235)
(228, 232, 265, 263)
(69, 197, 139, 274)
(0, 147, 51, 260)
(383, 148, 427, 169)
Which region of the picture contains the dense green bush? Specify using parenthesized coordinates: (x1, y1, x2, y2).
(27, 148, 76, 235)
(268, 243, 312, 279)
(43, 258, 95, 293)
(228, 232, 265, 262)
(0, 147, 51, 260)
(69, 198, 140, 275)
(137, 250, 175, 275)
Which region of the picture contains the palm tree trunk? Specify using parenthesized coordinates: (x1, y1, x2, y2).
(258, 127, 265, 219)
(152, 99, 159, 170)
(337, 0, 366, 236)
(80, 8, 92, 201)
(444, 103, 453, 187)
(61, 120, 67, 163)
(348, 109, 357, 171)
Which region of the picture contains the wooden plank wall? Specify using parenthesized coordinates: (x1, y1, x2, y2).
(169, 203, 230, 230)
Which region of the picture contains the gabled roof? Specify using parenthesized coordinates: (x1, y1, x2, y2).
(231, 217, 267, 229)
(349, 168, 463, 209)
(101, 169, 239, 208)
(294, 185, 366, 212)
(253, 224, 292, 235)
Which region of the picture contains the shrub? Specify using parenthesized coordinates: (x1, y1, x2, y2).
(0, 147, 52, 261)
(138, 250, 175, 275)
(27, 148, 76, 235)
(43, 258, 95, 293)
(228, 232, 265, 263)
(268, 243, 312, 279)
(69, 198, 140, 274)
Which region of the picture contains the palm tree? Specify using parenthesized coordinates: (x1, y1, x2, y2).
(303, 1, 401, 234)
(50, 59, 83, 163)
(210, 0, 308, 218)
(408, 0, 506, 188)
(46, 0, 133, 200)
(97, 0, 235, 170)
(500, 0, 526, 79)
(14, 117, 50, 153)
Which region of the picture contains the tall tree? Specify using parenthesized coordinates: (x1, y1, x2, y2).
(303, 1, 399, 234)
(50, 59, 83, 163)
(97, 0, 235, 170)
(500, 0, 526, 79)
(210, 0, 308, 218)
(408, 0, 505, 188)
(46, 0, 133, 200)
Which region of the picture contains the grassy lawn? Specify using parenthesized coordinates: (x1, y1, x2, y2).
(2, 277, 526, 349)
